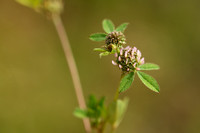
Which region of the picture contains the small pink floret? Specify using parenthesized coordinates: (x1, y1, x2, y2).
(136, 68, 140, 71)
(112, 60, 117, 65)
(118, 56, 121, 61)
(140, 57, 145, 65)
(137, 50, 141, 58)
(115, 53, 118, 57)
(133, 47, 137, 52)
(120, 49, 123, 55)
(125, 51, 128, 57)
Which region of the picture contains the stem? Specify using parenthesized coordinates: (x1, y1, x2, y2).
(114, 88, 119, 101)
(114, 73, 125, 101)
(52, 14, 91, 133)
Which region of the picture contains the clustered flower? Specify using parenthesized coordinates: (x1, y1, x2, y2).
(112, 46, 145, 72)
(105, 31, 126, 46)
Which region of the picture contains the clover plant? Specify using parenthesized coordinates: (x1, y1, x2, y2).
(74, 19, 160, 133)
(16, 1, 160, 133)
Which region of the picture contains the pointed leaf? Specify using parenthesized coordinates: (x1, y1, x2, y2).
(107, 98, 129, 129)
(114, 98, 129, 128)
(99, 51, 110, 58)
(116, 23, 129, 32)
(74, 108, 88, 118)
(93, 48, 107, 52)
(90, 33, 107, 41)
(102, 19, 115, 33)
(16, 0, 43, 9)
(87, 95, 97, 109)
(98, 97, 105, 107)
(119, 72, 135, 93)
(137, 71, 160, 93)
(107, 101, 117, 124)
(138, 63, 160, 70)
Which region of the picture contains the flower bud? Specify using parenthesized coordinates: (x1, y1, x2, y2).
(105, 31, 126, 46)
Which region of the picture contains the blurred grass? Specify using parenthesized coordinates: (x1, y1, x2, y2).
(0, 0, 200, 133)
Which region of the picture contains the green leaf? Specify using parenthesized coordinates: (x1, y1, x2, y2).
(89, 33, 107, 41)
(107, 98, 129, 129)
(102, 19, 115, 33)
(137, 71, 160, 93)
(87, 95, 97, 109)
(114, 98, 129, 128)
(107, 101, 117, 124)
(16, 0, 43, 9)
(74, 108, 88, 118)
(93, 48, 107, 52)
(98, 97, 105, 107)
(86, 95, 107, 121)
(119, 72, 135, 93)
(99, 51, 110, 58)
(138, 63, 160, 70)
(116, 23, 129, 32)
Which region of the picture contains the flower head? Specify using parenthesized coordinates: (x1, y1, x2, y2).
(105, 31, 126, 46)
(112, 46, 145, 72)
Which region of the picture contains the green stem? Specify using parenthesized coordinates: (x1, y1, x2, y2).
(114, 72, 125, 101)
(52, 14, 91, 133)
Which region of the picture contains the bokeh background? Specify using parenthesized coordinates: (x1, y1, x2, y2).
(0, 0, 200, 133)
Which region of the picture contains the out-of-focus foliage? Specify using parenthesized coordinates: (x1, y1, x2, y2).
(16, 0, 43, 9)
(74, 96, 128, 132)
(16, 0, 63, 14)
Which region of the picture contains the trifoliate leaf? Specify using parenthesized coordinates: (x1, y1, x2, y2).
(119, 72, 135, 93)
(73, 108, 88, 119)
(102, 19, 115, 33)
(89, 33, 107, 41)
(93, 48, 107, 52)
(116, 23, 129, 32)
(137, 71, 160, 93)
(138, 63, 160, 70)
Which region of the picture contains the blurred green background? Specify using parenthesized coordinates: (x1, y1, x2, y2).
(0, 0, 200, 133)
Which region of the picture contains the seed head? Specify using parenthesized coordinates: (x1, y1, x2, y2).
(105, 31, 126, 46)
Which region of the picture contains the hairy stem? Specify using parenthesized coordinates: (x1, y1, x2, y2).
(52, 14, 91, 133)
